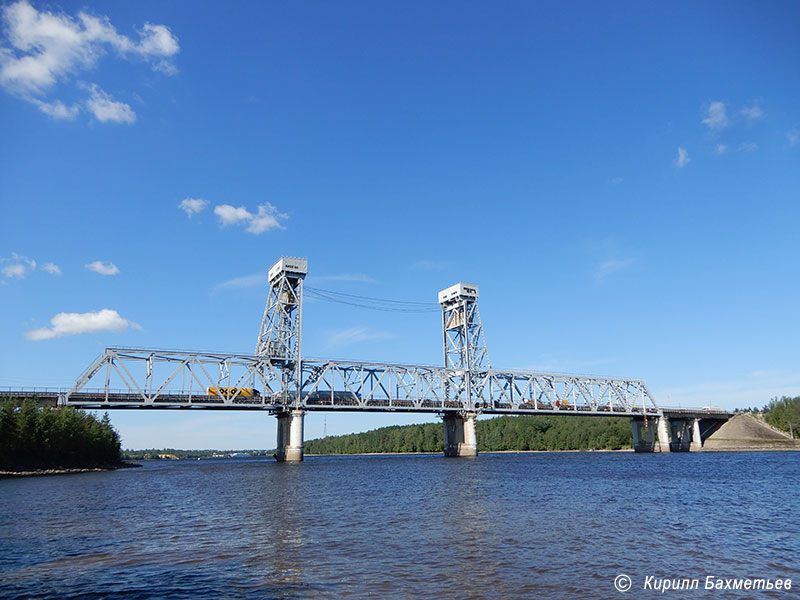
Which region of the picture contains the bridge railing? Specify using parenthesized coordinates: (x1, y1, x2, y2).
(659, 407, 730, 416)
(0, 387, 66, 396)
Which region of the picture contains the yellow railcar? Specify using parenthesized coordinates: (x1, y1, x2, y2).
(207, 387, 261, 397)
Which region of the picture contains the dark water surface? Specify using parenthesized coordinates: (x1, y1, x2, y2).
(1, 452, 798, 599)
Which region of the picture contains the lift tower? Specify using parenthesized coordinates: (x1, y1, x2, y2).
(256, 257, 307, 461)
(256, 257, 307, 365)
(438, 282, 490, 456)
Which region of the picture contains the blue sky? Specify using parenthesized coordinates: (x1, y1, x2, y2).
(2, 1, 799, 449)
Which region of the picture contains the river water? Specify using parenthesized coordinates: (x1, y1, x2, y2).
(1, 451, 798, 599)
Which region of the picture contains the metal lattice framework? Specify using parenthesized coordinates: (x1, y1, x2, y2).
(69, 348, 280, 407)
(62, 256, 661, 417)
(440, 283, 490, 372)
(439, 282, 490, 409)
(255, 257, 306, 363)
(65, 348, 659, 416)
(254, 257, 307, 407)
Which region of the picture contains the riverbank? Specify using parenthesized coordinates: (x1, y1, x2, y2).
(0, 461, 141, 478)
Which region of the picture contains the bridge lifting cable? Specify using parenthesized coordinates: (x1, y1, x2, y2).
(304, 286, 441, 313)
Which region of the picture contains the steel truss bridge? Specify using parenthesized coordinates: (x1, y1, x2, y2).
(7, 256, 728, 458)
(63, 347, 659, 418)
(60, 257, 663, 419)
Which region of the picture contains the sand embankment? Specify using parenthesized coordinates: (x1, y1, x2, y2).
(703, 413, 800, 451)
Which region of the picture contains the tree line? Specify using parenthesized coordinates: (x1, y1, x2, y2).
(0, 399, 122, 471)
(305, 414, 634, 455)
(762, 396, 800, 438)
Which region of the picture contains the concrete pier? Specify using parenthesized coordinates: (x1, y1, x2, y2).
(443, 412, 477, 457)
(668, 418, 692, 452)
(275, 409, 305, 462)
(631, 418, 657, 452)
(657, 416, 671, 452)
(691, 418, 703, 451)
(633, 415, 704, 452)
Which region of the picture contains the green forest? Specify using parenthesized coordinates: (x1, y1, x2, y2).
(305, 414, 634, 454)
(0, 399, 123, 471)
(762, 396, 800, 437)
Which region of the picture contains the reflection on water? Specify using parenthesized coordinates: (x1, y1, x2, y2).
(1, 452, 798, 599)
(259, 464, 307, 593)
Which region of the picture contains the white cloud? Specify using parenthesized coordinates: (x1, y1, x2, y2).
(327, 327, 390, 348)
(738, 142, 758, 152)
(673, 147, 690, 168)
(213, 273, 265, 291)
(1, 252, 36, 279)
(610, 177, 624, 185)
(137, 24, 180, 58)
(214, 202, 287, 234)
(702, 101, 728, 130)
(31, 97, 79, 120)
(25, 308, 141, 340)
(786, 128, 799, 147)
(214, 204, 252, 226)
(84, 84, 135, 124)
(715, 144, 728, 155)
(1, 253, 61, 279)
(2, 263, 27, 278)
(594, 258, 634, 281)
(85, 260, 119, 275)
(248, 203, 287, 234)
(41, 262, 61, 275)
(178, 197, 209, 217)
(740, 104, 763, 120)
(0, 1, 178, 119)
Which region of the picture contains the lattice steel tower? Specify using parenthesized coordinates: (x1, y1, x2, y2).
(439, 282, 490, 407)
(256, 257, 307, 364)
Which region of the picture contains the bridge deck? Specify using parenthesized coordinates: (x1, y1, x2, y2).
(3, 389, 732, 420)
(3, 388, 730, 420)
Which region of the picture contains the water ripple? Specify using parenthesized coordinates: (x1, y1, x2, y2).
(1, 452, 798, 599)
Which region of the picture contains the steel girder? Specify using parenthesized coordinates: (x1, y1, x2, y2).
(65, 347, 659, 416)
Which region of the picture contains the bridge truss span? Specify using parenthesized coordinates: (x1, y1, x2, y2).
(480, 370, 658, 415)
(67, 347, 290, 409)
(65, 347, 659, 417)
